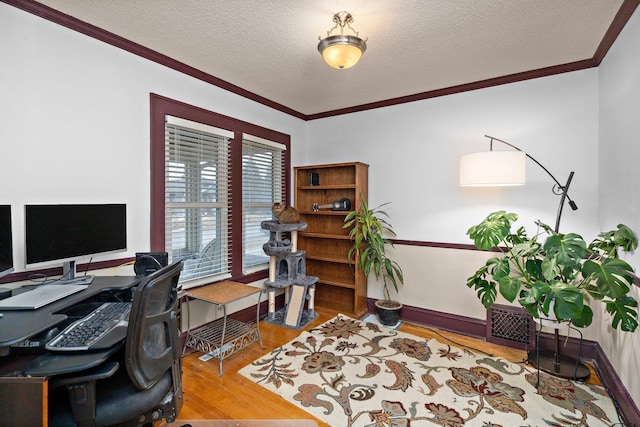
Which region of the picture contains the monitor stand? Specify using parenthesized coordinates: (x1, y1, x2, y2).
(60, 260, 94, 285)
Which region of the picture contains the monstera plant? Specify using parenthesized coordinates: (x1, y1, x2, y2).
(466, 210, 638, 332)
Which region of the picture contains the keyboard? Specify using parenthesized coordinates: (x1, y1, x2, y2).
(46, 302, 132, 352)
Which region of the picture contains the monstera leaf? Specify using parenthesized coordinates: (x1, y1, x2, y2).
(545, 281, 584, 321)
(543, 233, 586, 269)
(582, 258, 634, 299)
(467, 210, 518, 250)
(522, 281, 584, 321)
(606, 296, 639, 332)
(466, 258, 499, 307)
(590, 224, 638, 256)
(496, 275, 523, 304)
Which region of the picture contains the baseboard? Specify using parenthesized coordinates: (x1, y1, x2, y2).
(366, 297, 640, 426)
(392, 300, 486, 339)
(591, 342, 640, 426)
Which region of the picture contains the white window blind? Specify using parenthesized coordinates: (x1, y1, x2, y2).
(165, 118, 232, 283)
(242, 136, 286, 274)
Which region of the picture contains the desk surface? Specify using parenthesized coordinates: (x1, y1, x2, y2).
(185, 281, 262, 305)
(0, 276, 142, 350)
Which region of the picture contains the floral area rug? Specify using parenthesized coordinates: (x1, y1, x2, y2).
(239, 314, 622, 427)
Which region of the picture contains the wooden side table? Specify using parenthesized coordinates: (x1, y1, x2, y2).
(182, 281, 264, 376)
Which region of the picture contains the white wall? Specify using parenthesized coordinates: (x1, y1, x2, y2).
(305, 71, 601, 243)
(305, 70, 601, 326)
(0, 3, 307, 274)
(598, 6, 640, 407)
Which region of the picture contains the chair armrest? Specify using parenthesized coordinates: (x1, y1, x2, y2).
(50, 361, 119, 389)
(24, 343, 123, 377)
(49, 362, 120, 427)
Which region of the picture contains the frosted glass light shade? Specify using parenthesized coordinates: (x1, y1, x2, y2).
(318, 35, 366, 69)
(459, 151, 526, 186)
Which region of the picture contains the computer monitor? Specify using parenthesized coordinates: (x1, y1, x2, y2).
(0, 205, 14, 279)
(25, 204, 127, 280)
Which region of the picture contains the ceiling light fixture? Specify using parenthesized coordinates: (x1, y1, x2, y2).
(318, 11, 367, 70)
(460, 135, 578, 232)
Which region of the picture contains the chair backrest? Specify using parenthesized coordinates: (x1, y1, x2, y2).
(125, 260, 183, 389)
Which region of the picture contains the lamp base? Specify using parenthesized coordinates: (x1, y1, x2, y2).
(527, 350, 590, 381)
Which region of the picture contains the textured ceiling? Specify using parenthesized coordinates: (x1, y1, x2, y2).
(31, 0, 628, 117)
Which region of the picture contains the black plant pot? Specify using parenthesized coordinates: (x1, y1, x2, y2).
(375, 300, 403, 326)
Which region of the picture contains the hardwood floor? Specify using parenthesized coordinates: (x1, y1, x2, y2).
(173, 307, 601, 425)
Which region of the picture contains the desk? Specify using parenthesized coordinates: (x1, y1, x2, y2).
(0, 276, 142, 351)
(0, 275, 141, 426)
(182, 281, 264, 376)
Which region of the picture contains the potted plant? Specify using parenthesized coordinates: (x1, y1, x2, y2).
(344, 197, 404, 325)
(466, 210, 638, 332)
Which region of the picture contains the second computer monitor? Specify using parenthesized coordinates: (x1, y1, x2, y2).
(25, 204, 127, 279)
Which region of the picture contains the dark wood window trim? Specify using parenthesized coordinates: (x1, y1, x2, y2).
(150, 93, 291, 280)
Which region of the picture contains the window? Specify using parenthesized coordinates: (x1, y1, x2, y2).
(242, 136, 286, 274)
(150, 94, 290, 286)
(164, 117, 232, 282)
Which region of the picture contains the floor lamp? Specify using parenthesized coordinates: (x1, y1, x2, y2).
(459, 135, 589, 381)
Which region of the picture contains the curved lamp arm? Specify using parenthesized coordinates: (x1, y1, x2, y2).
(485, 135, 578, 232)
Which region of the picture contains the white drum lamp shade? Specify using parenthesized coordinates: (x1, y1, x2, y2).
(459, 151, 526, 186)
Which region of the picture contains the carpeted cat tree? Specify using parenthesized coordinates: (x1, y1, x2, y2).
(261, 220, 318, 329)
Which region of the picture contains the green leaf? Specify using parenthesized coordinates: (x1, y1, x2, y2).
(491, 257, 511, 280)
(527, 281, 551, 315)
(529, 282, 551, 301)
(496, 275, 521, 303)
(467, 277, 497, 308)
(541, 257, 559, 281)
(543, 233, 586, 268)
(548, 282, 584, 321)
(518, 288, 540, 317)
(467, 263, 489, 288)
(612, 224, 638, 252)
(524, 259, 544, 282)
(590, 224, 638, 256)
(510, 239, 538, 257)
(467, 211, 517, 250)
(582, 258, 634, 298)
(384, 258, 401, 292)
(506, 226, 530, 246)
(605, 296, 638, 332)
(572, 305, 593, 328)
(466, 259, 498, 307)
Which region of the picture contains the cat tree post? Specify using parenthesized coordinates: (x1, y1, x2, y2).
(269, 256, 276, 282)
(267, 288, 276, 320)
(291, 229, 298, 252)
(308, 286, 315, 312)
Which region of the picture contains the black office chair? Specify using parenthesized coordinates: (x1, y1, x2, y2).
(48, 260, 184, 427)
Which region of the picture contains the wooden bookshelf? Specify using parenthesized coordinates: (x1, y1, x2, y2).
(294, 162, 368, 317)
